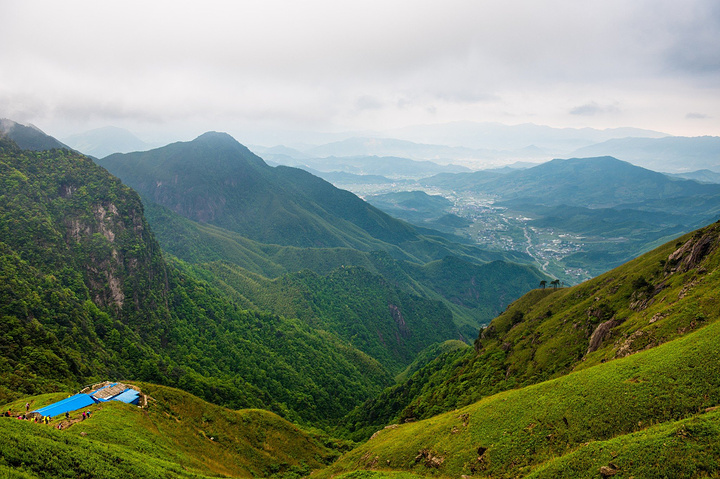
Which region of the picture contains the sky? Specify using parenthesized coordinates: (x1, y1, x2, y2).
(1, 0, 719, 145)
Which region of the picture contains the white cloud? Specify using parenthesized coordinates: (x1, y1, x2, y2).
(1, 0, 719, 140)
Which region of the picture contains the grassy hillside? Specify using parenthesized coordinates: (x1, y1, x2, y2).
(0, 383, 339, 478)
(339, 220, 720, 439)
(321, 315, 720, 478)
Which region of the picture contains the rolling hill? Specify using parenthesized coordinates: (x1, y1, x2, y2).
(0, 383, 340, 478)
(423, 156, 720, 208)
(62, 126, 154, 158)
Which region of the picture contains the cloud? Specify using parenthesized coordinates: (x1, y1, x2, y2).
(569, 102, 621, 116)
(686, 112, 711, 119)
(2, 0, 719, 138)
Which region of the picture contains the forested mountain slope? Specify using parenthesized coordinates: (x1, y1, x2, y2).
(339, 219, 720, 439)
(424, 156, 720, 208)
(98, 134, 547, 339)
(98, 132, 528, 265)
(0, 137, 395, 425)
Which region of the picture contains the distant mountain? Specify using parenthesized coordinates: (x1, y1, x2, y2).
(0, 118, 69, 150)
(420, 156, 720, 276)
(63, 126, 154, 158)
(305, 138, 488, 162)
(387, 120, 667, 151)
(424, 156, 720, 208)
(669, 169, 720, 184)
(97, 132, 524, 265)
(366, 190, 454, 224)
(303, 168, 398, 185)
(260, 151, 473, 179)
(570, 136, 720, 173)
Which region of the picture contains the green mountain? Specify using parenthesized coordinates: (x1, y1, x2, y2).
(422, 156, 720, 277)
(97, 132, 520, 265)
(0, 119, 70, 151)
(338, 219, 720, 440)
(0, 137, 396, 425)
(324, 313, 720, 478)
(324, 220, 720, 477)
(366, 191, 454, 225)
(97, 132, 547, 341)
(424, 156, 720, 208)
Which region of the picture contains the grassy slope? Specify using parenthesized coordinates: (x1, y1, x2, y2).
(321, 316, 720, 478)
(0, 383, 338, 479)
(383, 220, 720, 423)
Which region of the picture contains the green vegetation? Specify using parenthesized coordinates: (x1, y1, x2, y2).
(0, 138, 394, 426)
(420, 156, 720, 281)
(106, 133, 547, 340)
(4, 129, 720, 477)
(340, 220, 720, 441)
(322, 316, 720, 477)
(0, 383, 338, 478)
(194, 262, 460, 373)
(98, 132, 533, 266)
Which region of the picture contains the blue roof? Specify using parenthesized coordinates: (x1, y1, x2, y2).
(32, 394, 96, 418)
(110, 389, 140, 405)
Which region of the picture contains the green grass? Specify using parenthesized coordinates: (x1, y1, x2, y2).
(355, 221, 720, 425)
(320, 314, 720, 478)
(0, 383, 337, 478)
(527, 409, 720, 478)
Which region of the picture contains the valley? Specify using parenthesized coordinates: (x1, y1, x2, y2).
(4, 1, 720, 476)
(317, 155, 720, 285)
(1, 120, 720, 478)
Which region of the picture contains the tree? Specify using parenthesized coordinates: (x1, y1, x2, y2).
(539, 280, 547, 289)
(550, 279, 560, 289)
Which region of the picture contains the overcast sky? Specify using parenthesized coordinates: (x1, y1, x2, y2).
(1, 0, 719, 144)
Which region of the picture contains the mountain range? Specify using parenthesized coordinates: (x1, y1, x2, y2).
(569, 136, 720, 173)
(2, 119, 720, 477)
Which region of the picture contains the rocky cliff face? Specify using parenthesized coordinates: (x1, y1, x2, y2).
(0, 138, 169, 327)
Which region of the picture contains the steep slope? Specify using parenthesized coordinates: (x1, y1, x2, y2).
(339, 220, 720, 438)
(97, 132, 525, 265)
(0, 119, 70, 151)
(322, 316, 720, 478)
(194, 262, 462, 373)
(0, 138, 394, 425)
(0, 383, 338, 478)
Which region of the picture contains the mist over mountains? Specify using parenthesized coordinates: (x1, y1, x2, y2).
(62, 126, 156, 158)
